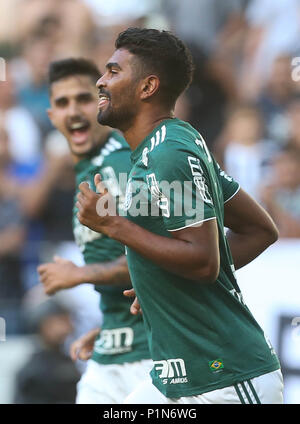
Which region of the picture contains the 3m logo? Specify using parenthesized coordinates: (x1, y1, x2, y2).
(94, 327, 134, 355)
(153, 358, 188, 385)
(188, 156, 213, 205)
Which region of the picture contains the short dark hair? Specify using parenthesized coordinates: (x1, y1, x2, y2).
(115, 28, 194, 106)
(48, 57, 101, 88)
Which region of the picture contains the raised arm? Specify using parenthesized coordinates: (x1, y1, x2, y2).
(224, 188, 279, 270)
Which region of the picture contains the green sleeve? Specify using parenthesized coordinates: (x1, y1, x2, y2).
(214, 161, 240, 204)
(150, 141, 216, 231)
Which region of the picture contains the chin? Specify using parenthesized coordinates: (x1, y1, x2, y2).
(71, 144, 93, 157)
(97, 110, 111, 127)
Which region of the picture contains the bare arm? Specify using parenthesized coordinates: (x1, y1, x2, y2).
(70, 327, 101, 361)
(38, 255, 131, 295)
(77, 255, 131, 286)
(108, 217, 220, 283)
(224, 188, 279, 270)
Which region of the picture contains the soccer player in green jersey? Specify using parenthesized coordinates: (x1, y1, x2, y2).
(37, 58, 151, 404)
(76, 29, 284, 403)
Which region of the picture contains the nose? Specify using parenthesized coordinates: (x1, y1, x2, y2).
(68, 100, 81, 117)
(96, 74, 106, 89)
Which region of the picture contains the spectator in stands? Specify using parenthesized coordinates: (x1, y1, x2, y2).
(17, 31, 55, 139)
(175, 42, 237, 150)
(221, 104, 278, 200)
(14, 299, 80, 403)
(0, 125, 27, 334)
(15, 0, 97, 57)
(260, 146, 300, 238)
(256, 55, 297, 146)
(16, 133, 75, 291)
(0, 117, 73, 292)
(161, 0, 247, 56)
(285, 95, 300, 154)
(0, 63, 41, 167)
(240, 0, 300, 99)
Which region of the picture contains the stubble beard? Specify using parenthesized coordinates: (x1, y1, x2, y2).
(97, 103, 136, 133)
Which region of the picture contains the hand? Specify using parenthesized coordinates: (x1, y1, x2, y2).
(37, 256, 83, 295)
(123, 288, 143, 315)
(70, 328, 100, 361)
(76, 174, 117, 235)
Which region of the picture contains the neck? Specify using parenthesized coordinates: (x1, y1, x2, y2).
(123, 107, 174, 151)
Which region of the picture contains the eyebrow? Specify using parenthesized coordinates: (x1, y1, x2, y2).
(55, 92, 93, 101)
(106, 62, 122, 71)
(54, 96, 68, 104)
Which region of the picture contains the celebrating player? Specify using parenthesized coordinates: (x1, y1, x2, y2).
(38, 58, 151, 404)
(76, 28, 284, 404)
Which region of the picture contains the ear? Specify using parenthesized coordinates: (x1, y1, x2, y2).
(47, 108, 53, 122)
(140, 76, 160, 100)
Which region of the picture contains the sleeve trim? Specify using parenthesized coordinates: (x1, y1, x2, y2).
(167, 217, 217, 232)
(224, 185, 240, 204)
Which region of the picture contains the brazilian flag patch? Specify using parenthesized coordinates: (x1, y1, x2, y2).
(209, 359, 224, 372)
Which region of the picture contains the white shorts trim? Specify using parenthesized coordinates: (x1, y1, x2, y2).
(124, 369, 284, 404)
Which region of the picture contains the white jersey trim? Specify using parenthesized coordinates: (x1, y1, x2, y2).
(224, 185, 240, 204)
(167, 217, 217, 232)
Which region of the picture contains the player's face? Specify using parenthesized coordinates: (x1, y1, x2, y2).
(48, 75, 102, 157)
(96, 49, 140, 131)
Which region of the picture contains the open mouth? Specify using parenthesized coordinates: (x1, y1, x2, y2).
(98, 94, 110, 109)
(67, 121, 91, 145)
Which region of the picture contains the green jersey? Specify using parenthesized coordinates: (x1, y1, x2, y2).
(73, 130, 150, 365)
(123, 118, 280, 398)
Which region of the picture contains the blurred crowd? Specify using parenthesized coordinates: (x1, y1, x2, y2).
(1, 0, 300, 403)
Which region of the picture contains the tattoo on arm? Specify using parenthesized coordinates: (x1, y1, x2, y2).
(82, 256, 131, 286)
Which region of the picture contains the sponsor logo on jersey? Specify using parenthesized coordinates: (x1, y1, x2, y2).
(209, 359, 224, 372)
(153, 358, 188, 385)
(188, 156, 213, 205)
(94, 327, 134, 355)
